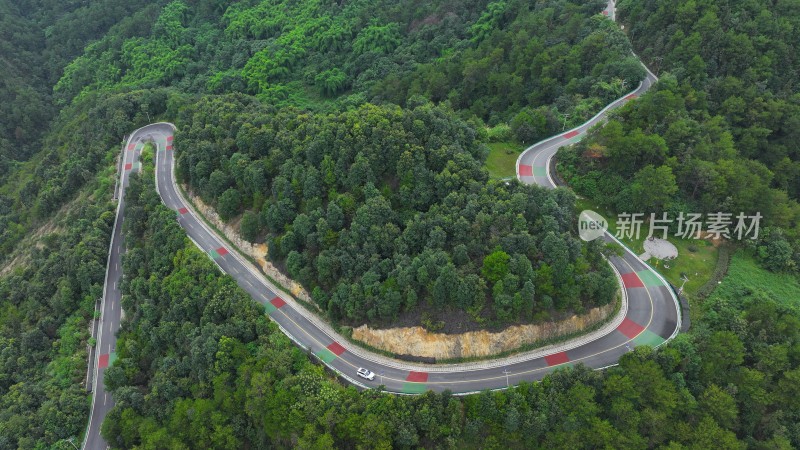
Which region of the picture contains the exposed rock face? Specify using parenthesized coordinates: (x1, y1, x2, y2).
(352, 302, 617, 359)
(182, 186, 314, 305)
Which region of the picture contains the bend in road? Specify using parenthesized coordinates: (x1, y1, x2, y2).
(82, 2, 679, 447)
(82, 124, 158, 450)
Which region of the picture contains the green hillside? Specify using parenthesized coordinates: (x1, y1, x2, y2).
(1, 0, 799, 448)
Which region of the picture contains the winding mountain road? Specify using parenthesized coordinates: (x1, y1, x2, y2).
(82, 1, 679, 448)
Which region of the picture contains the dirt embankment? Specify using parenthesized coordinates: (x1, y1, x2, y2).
(352, 301, 617, 359)
(182, 187, 313, 304)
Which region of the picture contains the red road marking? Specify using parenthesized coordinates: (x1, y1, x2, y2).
(625, 93, 638, 100)
(124, 163, 132, 170)
(98, 354, 109, 369)
(406, 371, 429, 382)
(544, 352, 570, 366)
(167, 136, 173, 142)
(562, 130, 579, 139)
(216, 247, 229, 256)
(127, 144, 134, 150)
(327, 342, 346, 356)
(270, 297, 286, 308)
(178, 207, 189, 214)
(621, 272, 644, 288)
(617, 317, 645, 339)
(166, 145, 173, 150)
(519, 164, 533, 176)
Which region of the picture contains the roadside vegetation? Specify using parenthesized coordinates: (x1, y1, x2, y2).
(573, 197, 720, 298)
(55, 0, 642, 133)
(557, 0, 800, 280)
(709, 252, 800, 311)
(176, 98, 617, 330)
(0, 0, 153, 168)
(2, 0, 800, 448)
(0, 176, 114, 448)
(104, 167, 800, 449)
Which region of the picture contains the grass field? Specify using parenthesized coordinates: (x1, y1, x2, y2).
(575, 198, 719, 297)
(708, 252, 800, 310)
(485, 142, 524, 179)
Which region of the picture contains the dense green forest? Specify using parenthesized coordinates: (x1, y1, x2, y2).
(0, 182, 114, 448)
(0, 0, 171, 262)
(557, 0, 800, 273)
(3, 0, 800, 447)
(109, 0, 643, 329)
(102, 170, 800, 448)
(175, 96, 617, 329)
(0, 86, 174, 450)
(55, 0, 641, 133)
(0, 0, 155, 168)
(0, 90, 170, 260)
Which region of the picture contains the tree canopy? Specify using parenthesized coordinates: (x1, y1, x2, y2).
(175, 97, 616, 329)
(102, 169, 800, 449)
(557, 0, 800, 273)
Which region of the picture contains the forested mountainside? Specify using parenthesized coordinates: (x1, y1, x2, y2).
(102, 165, 800, 449)
(175, 97, 617, 329)
(0, 89, 169, 448)
(0, 90, 168, 258)
(0, 0, 156, 168)
(47, 0, 640, 329)
(56, 0, 641, 133)
(558, 0, 800, 273)
(2, 0, 800, 448)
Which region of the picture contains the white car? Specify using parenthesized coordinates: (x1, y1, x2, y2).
(357, 367, 375, 381)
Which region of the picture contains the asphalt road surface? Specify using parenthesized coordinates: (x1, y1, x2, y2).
(82, 125, 150, 450)
(82, 2, 678, 447)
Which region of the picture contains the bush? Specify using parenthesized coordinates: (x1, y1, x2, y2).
(486, 123, 512, 142)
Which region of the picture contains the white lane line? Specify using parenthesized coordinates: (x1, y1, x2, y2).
(104, 393, 107, 405)
(111, 301, 114, 311)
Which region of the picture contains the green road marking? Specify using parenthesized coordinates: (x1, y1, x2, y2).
(209, 249, 221, 259)
(636, 270, 663, 287)
(552, 362, 574, 370)
(533, 166, 547, 177)
(108, 352, 118, 366)
(633, 330, 666, 347)
(402, 383, 428, 394)
(315, 349, 337, 363)
(264, 302, 277, 314)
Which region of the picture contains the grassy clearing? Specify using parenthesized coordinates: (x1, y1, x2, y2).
(575, 198, 719, 298)
(485, 142, 524, 179)
(709, 252, 800, 310)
